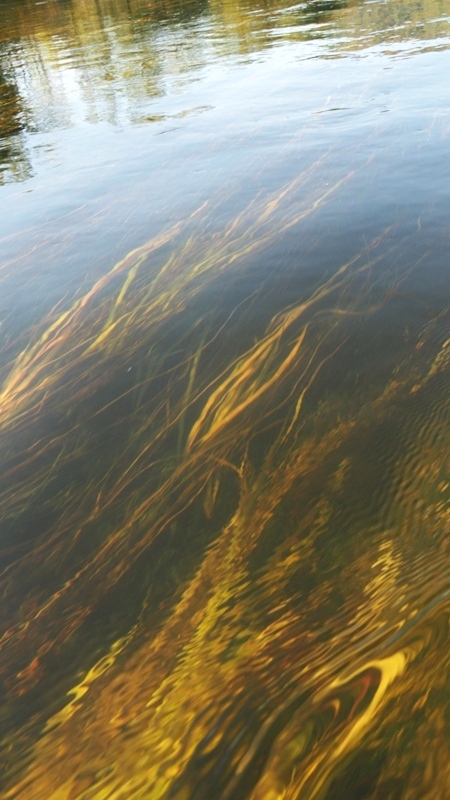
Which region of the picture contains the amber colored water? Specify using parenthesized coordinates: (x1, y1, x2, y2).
(0, 0, 450, 798)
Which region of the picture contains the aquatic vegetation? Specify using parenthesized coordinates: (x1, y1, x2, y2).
(1, 138, 449, 800)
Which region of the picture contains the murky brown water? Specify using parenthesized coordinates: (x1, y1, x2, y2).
(1, 0, 450, 798)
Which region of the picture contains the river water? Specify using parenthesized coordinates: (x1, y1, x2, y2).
(1, 0, 450, 798)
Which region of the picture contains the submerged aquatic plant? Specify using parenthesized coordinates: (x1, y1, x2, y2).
(1, 153, 449, 800)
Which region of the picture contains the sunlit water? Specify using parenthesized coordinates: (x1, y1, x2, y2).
(1, 0, 450, 798)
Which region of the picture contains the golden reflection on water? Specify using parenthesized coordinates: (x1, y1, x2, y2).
(1, 147, 449, 798)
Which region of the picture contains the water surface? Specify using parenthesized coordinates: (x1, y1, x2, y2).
(1, 0, 450, 798)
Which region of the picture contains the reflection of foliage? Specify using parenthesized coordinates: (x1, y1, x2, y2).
(0, 135, 32, 183)
(1, 150, 449, 798)
(301, 0, 348, 26)
(0, 0, 449, 181)
(143, 0, 209, 24)
(0, 70, 22, 136)
(342, 0, 450, 51)
(0, 58, 32, 182)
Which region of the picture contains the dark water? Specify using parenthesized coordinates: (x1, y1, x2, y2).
(1, 0, 450, 798)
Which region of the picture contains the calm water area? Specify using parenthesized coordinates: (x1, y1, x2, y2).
(1, 0, 450, 798)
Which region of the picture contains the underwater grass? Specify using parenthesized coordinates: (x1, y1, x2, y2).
(1, 152, 450, 799)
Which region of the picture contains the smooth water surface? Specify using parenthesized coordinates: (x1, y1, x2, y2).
(1, 0, 450, 798)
